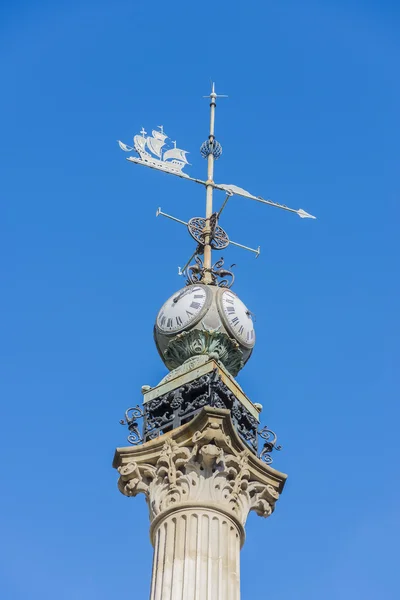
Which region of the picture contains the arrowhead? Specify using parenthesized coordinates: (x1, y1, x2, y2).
(297, 209, 316, 219)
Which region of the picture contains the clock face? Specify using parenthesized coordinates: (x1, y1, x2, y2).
(219, 289, 256, 348)
(156, 285, 210, 334)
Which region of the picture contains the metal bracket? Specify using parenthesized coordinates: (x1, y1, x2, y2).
(257, 426, 282, 464)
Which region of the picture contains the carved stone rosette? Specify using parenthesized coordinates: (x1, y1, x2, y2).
(114, 407, 287, 600)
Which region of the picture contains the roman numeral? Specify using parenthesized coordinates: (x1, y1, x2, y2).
(176, 316, 183, 326)
(238, 325, 244, 335)
(194, 294, 204, 299)
(225, 298, 234, 304)
(167, 318, 173, 328)
(231, 317, 239, 326)
(186, 310, 194, 318)
(226, 306, 235, 314)
(190, 301, 201, 310)
(160, 316, 166, 326)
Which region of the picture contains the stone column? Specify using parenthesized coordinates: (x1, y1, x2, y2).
(150, 508, 241, 600)
(114, 407, 287, 600)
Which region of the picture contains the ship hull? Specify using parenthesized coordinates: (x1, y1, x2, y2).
(127, 156, 189, 177)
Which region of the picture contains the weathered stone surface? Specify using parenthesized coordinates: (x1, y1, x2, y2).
(113, 407, 287, 600)
(150, 508, 241, 600)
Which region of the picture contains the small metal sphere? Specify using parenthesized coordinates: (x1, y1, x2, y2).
(200, 139, 223, 159)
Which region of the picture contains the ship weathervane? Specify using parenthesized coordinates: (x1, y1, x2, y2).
(118, 83, 316, 285)
(118, 125, 190, 176)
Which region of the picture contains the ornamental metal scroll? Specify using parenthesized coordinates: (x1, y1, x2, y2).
(119, 374, 283, 463)
(186, 256, 235, 288)
(257, 426, 282, 464)
(188, 214, 229, 250)
(119, 406, 144, 445)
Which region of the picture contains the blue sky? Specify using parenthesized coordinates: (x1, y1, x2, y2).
(1, 1, 399, 598)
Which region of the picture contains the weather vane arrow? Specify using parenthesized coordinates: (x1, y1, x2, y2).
(117, 82, 316, 283)
(213, 183, 316, 219)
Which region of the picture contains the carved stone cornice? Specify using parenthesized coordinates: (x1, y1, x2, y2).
(114, 407, 287, 546)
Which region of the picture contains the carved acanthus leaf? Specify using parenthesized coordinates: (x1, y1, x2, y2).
(117, 430, 280, 526)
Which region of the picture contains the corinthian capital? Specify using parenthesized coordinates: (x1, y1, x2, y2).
(113, 407, 287, 540)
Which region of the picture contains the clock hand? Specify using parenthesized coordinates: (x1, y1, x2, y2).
(172, 289, 187, 304)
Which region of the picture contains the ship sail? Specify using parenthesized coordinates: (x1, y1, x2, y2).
(163, 148, 189, 164)
(133, 135, 147, 154)
(146, 135, 166, 158)
(152, 129, 168, 143)
(118, 140, 133, 152)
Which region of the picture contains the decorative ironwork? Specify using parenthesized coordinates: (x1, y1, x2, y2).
(188, 215, 229, 250)
(120, 83, 316, 287)
(200, 139, 222, 159)
(120, 406, 144, 445)
(257, 426, 282, 464)
(187, 256, 234, 288)
(144, 371, 258, 452)
(119, 373, 283, 466)
(119, 371, 258, 453)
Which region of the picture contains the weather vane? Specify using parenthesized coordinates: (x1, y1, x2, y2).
(118, 82, 316, 286)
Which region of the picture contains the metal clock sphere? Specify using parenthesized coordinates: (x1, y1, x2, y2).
(154, 283, 255, 375)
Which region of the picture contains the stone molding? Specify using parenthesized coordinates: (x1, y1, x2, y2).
(114, 407, 287, 547)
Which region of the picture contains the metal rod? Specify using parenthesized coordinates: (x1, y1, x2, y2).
(217, 192, 232, 219)
(251, 196, 316, 219)
(202, 84, 217, 284)
(229, 239, 261, 257)
(127, 159, 316, 219)
(156, 207, 188, 226)
(178, 250, 197, 276)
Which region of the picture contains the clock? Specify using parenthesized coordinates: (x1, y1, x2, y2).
(156, 285, 211, 334)
(217, 289, 256, 348)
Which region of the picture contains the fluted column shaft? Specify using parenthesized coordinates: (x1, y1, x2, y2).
(150, 508, 241, 600)
(114, 408, 287, 600)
